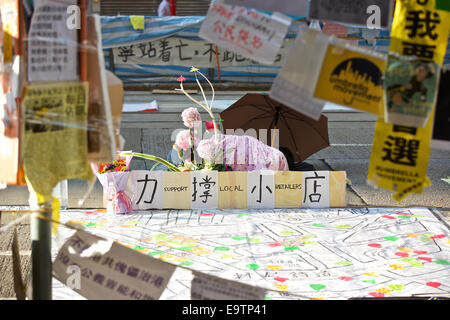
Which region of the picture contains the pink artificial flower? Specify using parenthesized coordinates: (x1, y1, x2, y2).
(175, 130, 195, 150)
(205, 120, 219, 131)
(181, 107, 202, 128)
(197, 139, 218, 163)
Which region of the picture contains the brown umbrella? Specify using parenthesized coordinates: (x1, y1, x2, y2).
(220, 94, 329, 163)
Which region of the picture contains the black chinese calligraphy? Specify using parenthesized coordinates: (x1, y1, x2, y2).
(382, 136, 420, 166)
(303, 172, 326, 203)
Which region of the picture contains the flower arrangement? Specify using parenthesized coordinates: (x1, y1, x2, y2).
(120, 66, 231, 172)
(96, 152, 134, 215)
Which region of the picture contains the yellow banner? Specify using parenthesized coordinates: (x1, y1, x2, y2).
(367, 113, 434, 201)
(389, 0, 450, 65)
(314, 44, 386, 115)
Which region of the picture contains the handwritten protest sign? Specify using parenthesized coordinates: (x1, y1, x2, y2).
(191, 272, 266, 300)
(53, 229, 176, 300)
(27, 0, 78, 82)
(191, 170, 219, 209)
(122, 171, 347, 210)
(247, 170, 275, 209)
(367, 117, 433, 201)
(126, 171, 163, 210)
(199, 1, 291, 65)
(389, 0, 450, 66)
(313, 44, 387, 116)
(113, 37, 293, 68)
(308, 0, 394, 29)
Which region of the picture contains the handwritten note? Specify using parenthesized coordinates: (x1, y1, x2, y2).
(191, 272, 266, 300)
(53, 229, 176, 300)
(199, 0, 291, 65)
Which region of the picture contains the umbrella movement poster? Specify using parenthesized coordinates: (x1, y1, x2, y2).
(314, 44, 386, 116)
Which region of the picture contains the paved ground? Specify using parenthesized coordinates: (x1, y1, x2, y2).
(1, 90, 449, 299)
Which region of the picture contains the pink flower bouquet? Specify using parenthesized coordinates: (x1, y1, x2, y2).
(96, 152, 133, 215)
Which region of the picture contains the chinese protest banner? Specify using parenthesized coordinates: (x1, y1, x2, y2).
(112, 36, 293, 68)
(313, 44, 387, 116)
(191, 272, 266, 300)
(367, 118, 433, 201)
(199, 0, 291, 65)
(27, 0, 78, 82)
(119, 170, 347, 210)
(389, 0, 450, 66)
(308, 0, 394, 29)
(53, 229, 176, 300)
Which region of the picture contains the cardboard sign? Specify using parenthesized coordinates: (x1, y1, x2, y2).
(247, 170, 275, 209)
(218, 171, 247, 209)
(121, 170, 347, 210)
(222, 0, 308, 17)
(163, 171, 191, 209)
(191, 272, 266, 300)
(367, 117, 433, 201)
(269, 26, 328, 120)
(430, 69, 450, 150)
(389, 0, 450, 66)
(314, 44, 387, 116)
(199, 1, 291, 65)
(308, 0, 394, 29)
(191, 170, 219, 209)
(53, 229, 176, 300)
(27, 0, 79, 82)
(384, 55, 439, 128)
(126, 170, 163, 210)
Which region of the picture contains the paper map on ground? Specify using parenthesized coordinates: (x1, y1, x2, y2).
(53, 207, 450, 300)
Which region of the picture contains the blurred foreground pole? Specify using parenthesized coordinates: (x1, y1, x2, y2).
(31, 202, 52, 300)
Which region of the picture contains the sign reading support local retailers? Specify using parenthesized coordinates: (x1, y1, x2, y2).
(121, 171, 347, 210)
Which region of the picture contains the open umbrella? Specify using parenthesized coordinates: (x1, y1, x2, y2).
(220, 93, 329, 163)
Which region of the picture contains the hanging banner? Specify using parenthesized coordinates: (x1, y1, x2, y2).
(199, 0, 292, 65)
(389, 0, 450, 66)
(53, 229, 176, 300)
(367, 117, 433, 201)
(430, 69, 450, 150)
(313, 43, 387, 116)
(384, 54, 440, 128)
(112, 36, 293, 68)
(269, 26, 328, 120)
(308, 0, 394, 29)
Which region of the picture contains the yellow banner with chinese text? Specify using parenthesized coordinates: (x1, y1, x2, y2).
(389, 0, 450, 65)
(367, 113, 434, 201)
